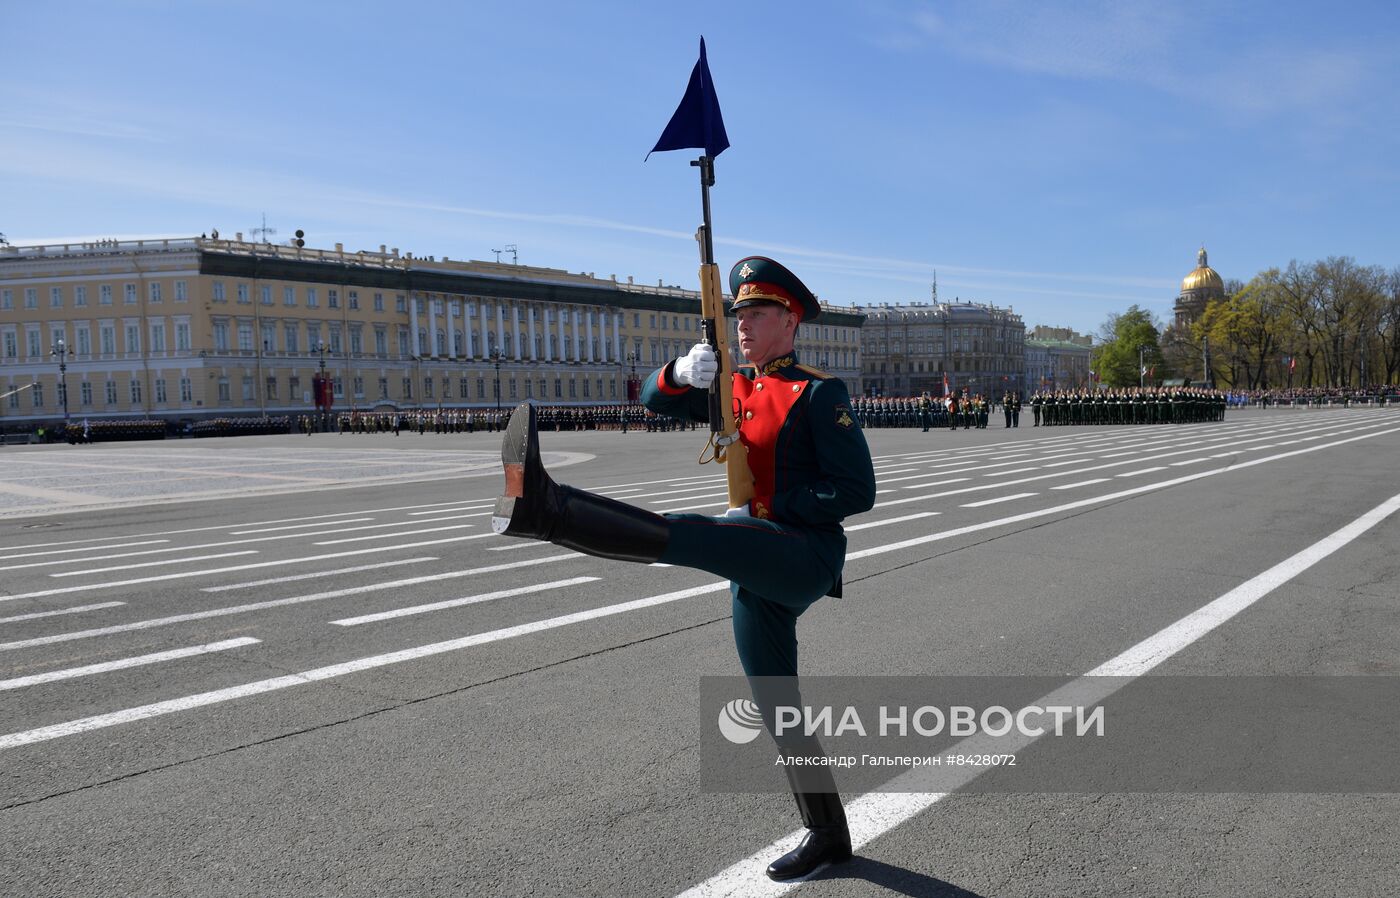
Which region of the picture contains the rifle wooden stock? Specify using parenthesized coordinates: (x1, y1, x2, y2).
(699, 262, 754, 508)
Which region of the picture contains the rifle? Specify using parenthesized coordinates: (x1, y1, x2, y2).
(691, 156, 754, 509)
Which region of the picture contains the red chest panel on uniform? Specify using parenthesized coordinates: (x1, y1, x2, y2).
(732, 373, 806, 514)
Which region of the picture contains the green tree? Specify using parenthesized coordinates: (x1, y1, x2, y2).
(1094, 306, 1163, 387)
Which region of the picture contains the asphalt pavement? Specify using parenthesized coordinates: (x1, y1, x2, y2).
(2, 406, 1398, 897)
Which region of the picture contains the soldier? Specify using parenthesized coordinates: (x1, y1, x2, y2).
(493, 257, 874, 881)
(919, 392, 932, 432)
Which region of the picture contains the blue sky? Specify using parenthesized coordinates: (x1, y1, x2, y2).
(5, 0, 1398, 335)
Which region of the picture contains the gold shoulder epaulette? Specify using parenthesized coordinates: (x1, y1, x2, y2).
(794, 364, 833, 380)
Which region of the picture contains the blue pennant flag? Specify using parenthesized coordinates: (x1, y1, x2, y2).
(648, 37, 729, 159)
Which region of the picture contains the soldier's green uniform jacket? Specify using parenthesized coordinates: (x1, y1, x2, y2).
(642, 350, 875, 553)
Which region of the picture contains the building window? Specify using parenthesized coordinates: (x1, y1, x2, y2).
(348, 291, 359, 310)
(217, 379, 230, 402)
(289, 376, 301, 399)
(424, 377, 434, 399)
(373, 292, 384, 312)
(175, 280, 188, 302)
(130, 379, 143, 404)
(459, 378, 469, 399)
(261, 285, 272, 305)
(242, 376, 254, 401)
(375, 329, 387, 356)
(212, 281, 226, 302)
(32, 383, 44, 407)
(150, 282, 163, 303)
(0, 289, 11, 310)
(75, 286, 88, 307)
(328, 289, 340, 309)
(236, 284, 250, 304)
(378, 377, 388, 399)
(155, 378, 168, 404)
(150, 322, 166, 352)
(284, 286, 296, 306)
(100, 325, 116, 355)
(81, 382, 93, 406)
(285, 324, 299, 353)
(266, 377, 278, 400)
(237, 323, 254, 352)
(306, 288, 318, 308)
(24, 288, 38, 309)
(125, 324, 141, 354)
(49, 286, 63, 308)
(212, 322, 229, 352)
(106, 380, 119, 405)
(402, 377, 413, 400)
(100, 285, 113, 305)
(180, 378, 193, 402)
(396, 295, 406, 313)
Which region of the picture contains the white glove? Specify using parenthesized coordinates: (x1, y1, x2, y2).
(674, 342, 718, 389)
(722, 503, 752, 519)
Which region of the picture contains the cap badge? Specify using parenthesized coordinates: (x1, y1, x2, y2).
(738, 262, 754, 279)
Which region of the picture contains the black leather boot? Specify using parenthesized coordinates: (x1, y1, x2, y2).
(492, 403, 669, 563)
(765, 790, 852, 881)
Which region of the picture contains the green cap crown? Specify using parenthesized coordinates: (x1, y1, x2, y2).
(728, 256, 821, 322)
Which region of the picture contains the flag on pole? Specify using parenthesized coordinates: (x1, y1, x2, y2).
(648, 38, 729, 159)
(1288, 356, 1297, 372)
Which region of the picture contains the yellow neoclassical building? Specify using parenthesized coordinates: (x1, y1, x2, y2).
(0, 235, 866, 425)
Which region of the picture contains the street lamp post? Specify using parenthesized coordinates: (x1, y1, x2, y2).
(51, 338, 72, 423)
(315, 340, 329, 431)
(491, 349, 503, 413)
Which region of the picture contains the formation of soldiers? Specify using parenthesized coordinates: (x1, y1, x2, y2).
(191, 417, 295, 437)
(1029, 387, 1226, 425)
(851, 393, 1014, 430)
(319, 405, 697, 436)
(54, 419, 167, 443)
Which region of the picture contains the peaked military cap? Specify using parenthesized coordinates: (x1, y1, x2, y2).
(729, 256, 822, 322)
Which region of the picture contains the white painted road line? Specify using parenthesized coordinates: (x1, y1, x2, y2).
(1051, 478, 1111, 490)
(201, 558, 440, 592)
(1169, 458, 1209, 466)
(960, 493, 1037, 508)
(0, 602, 125, 624)
(330, 576, 601, 626)
(1115, 466, 1168, 477)
(0, 536, 491, 604)
(313, 525, 475, 545)
(0, 555, 582, 653)
(0, 539, 171, 562)
(673, 489, 1400, 898)
(0, 638, 261, 690)
(844, 512, 940, 531)
(49, 551, 260, 578)
(231, 518, 375, 535)
(0, 583, 729, 750)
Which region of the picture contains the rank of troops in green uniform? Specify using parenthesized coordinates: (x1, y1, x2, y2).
(1029, 387, 1227, 425)
(853, 393, 1018, 430)
(319, 405, 696, 436)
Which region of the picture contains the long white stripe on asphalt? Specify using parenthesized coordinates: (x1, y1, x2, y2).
(312, 525, 476, 545)
(0, 556, 582, 653)
(330, 577, 601, 626)
(0, 602, 125, 624)
(1052, 478, 1111, 490)
(0, 583, 728, 750)
(960, 493, 1037, 508)
(200, 557, 439, 592)
(0, 638, 260, 690)
(0, 536, 490, 604)
(230, 518, 375, 535)
(844, 513, 940, 532)
(0, 540, 171, 562)
(673, 488, 1400, 898)
(49, 551, 260, 578)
